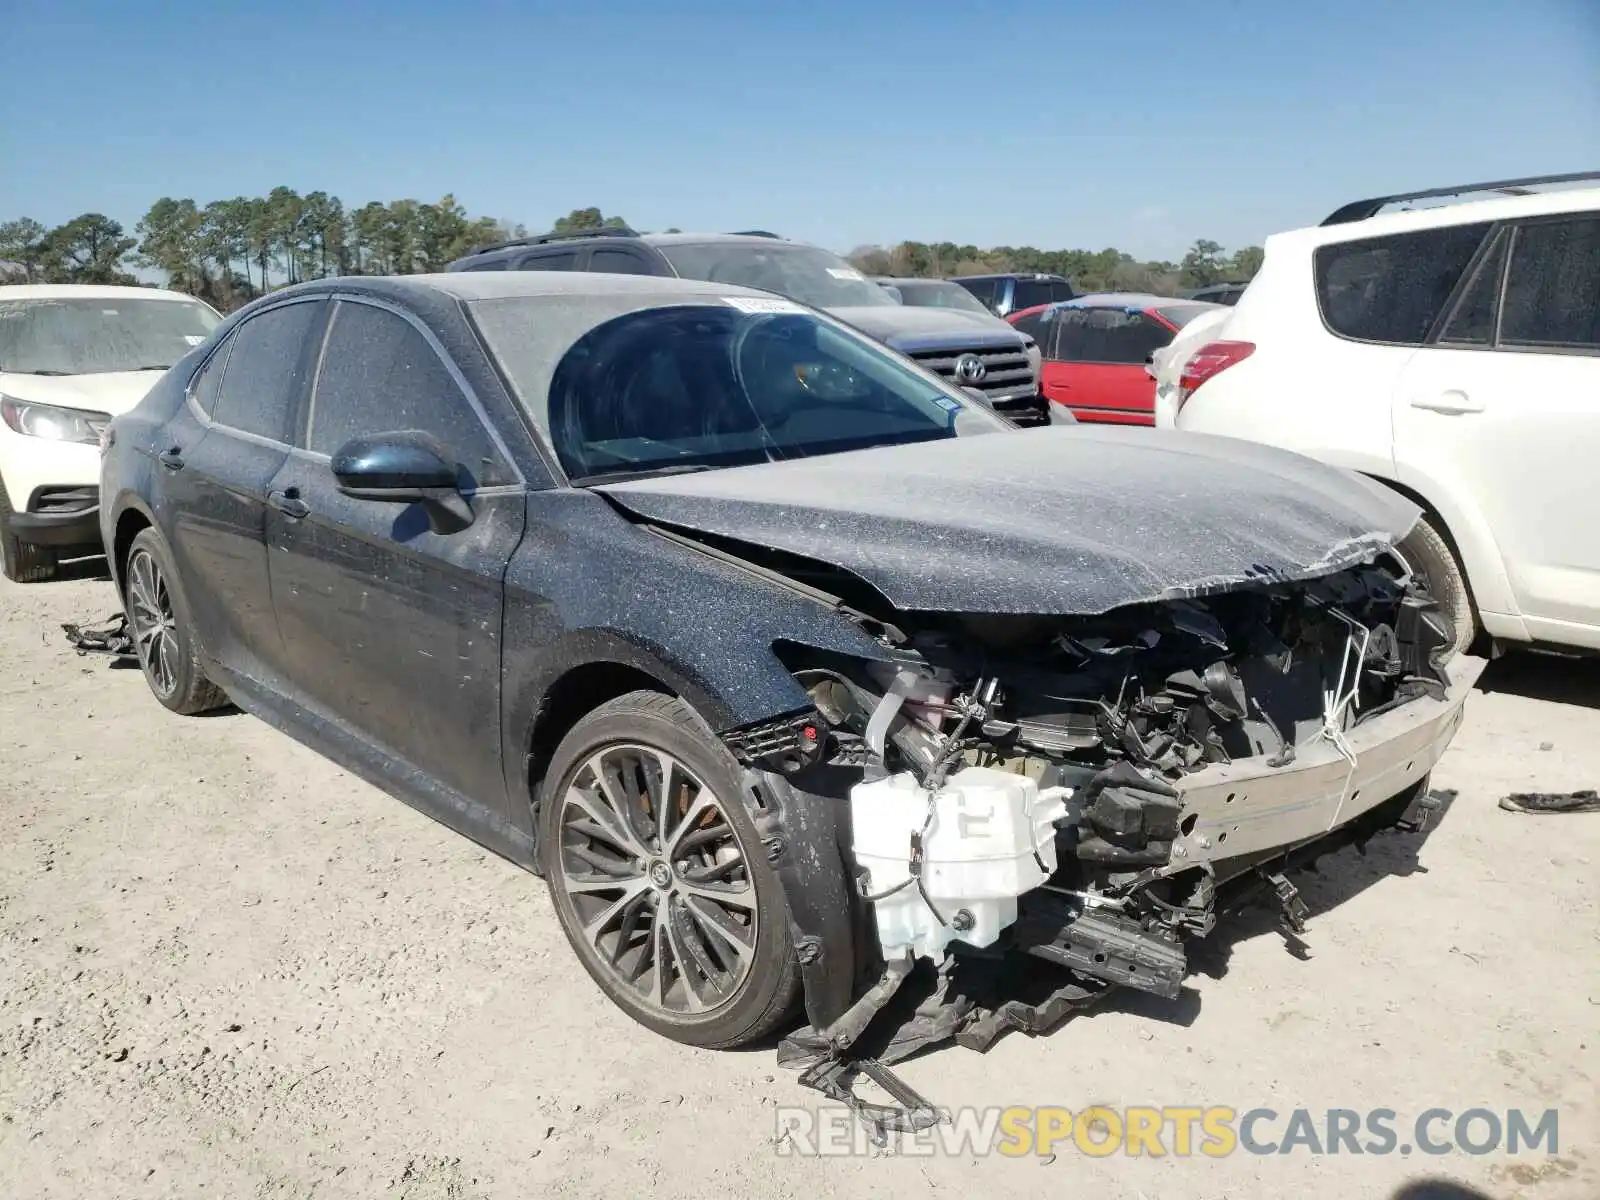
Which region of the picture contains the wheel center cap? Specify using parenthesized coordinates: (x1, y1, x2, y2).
(648, 861, 673, 889)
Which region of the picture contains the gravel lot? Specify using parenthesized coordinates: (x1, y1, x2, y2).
(2, 565, 1596, 1200)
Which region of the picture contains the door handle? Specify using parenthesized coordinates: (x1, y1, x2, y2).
(268, 489, 310, 520)
(157, 447, 185, 471)
(1409, 390, 1483, 415)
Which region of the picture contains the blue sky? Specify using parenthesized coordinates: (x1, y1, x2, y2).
(2, 0, 1597, 262)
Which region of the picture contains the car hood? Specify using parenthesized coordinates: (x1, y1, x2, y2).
(826, 304, 1026, 352)
(595, 426, 1421, 615)
(0, 370, 165, 416)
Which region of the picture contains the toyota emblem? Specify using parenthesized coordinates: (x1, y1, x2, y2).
(953, 354, 987, 385)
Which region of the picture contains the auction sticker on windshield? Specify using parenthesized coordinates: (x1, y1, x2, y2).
(721, 296, 808, 315)
(826, 267, 865, 280)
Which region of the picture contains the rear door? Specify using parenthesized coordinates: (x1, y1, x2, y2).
(1039, 307, 1171, 424)
(264, 297, 528, 804)
(1392, 213, 1600, 642)
(164, 298, 327, 687)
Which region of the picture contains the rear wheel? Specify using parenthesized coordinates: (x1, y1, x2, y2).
(123, 528, 228, 715)
(538, 691, 800, 1048)
(0, 480, 57, 583)
(1399, 514, 1475, 657)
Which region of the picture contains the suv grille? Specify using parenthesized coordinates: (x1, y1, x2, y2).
(906, 345, 1035, 397)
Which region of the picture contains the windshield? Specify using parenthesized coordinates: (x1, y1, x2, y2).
(655, 242, 896, 310)
(470, 296, 1005, 482)
(0, 297, 221, 376)
(890, 280, 994, 315)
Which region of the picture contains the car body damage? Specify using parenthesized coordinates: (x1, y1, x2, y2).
(600, 437, 1474, 1107)
(596, 425, 1426, 615)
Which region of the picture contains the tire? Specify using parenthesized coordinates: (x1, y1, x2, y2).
(0, 479, 57, 583)
(538, 690, 801, 1049)
(122, 528, 229, 715)
(1398, 514, 1476, 657)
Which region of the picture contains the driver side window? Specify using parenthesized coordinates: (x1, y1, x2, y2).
(305, 301, 513, 486)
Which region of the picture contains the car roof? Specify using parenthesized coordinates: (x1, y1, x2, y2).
(1274, 185, 1600, 251)
(948, 272, 1068, 282)
(638, 232, 800, 248)
(1012, 293, 1176, 317)
(273, 272, 780, 305)
(0, 283, 204, 303)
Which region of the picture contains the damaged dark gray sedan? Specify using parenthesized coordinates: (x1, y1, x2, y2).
(100, 272, 1474, 1063)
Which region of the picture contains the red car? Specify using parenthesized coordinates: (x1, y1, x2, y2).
(1007, 294, 1223, 425)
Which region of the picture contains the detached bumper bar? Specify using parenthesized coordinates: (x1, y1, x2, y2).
(1168, 658, 1481, 870)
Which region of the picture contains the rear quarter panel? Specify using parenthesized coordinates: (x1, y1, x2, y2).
(1174, 231, 1402, 481)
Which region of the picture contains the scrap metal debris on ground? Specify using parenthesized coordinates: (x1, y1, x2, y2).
(62, 613, 135, 661)
(1500, 789, 1600, 814)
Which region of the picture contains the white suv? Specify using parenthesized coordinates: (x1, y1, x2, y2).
(1160, 173, 1600, 656)
(0, 285, 222, 582)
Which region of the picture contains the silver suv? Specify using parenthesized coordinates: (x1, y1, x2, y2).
(447, 226, 1046, 423)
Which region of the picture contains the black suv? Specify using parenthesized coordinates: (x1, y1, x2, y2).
(447, 227, 1046, 422)
(951, 273, 1077, 318)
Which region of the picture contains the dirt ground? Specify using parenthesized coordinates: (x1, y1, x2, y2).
(1, 565, 1596, 1200)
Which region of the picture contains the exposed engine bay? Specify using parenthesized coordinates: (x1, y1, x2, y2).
(716, 546, 1464, 1127)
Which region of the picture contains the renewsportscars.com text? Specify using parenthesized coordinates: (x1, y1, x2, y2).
(775, 1105, 1561, 1159)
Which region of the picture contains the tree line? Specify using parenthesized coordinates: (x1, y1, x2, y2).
(847, 238, 1263, 295)
(0, 191, 1262, 308)
(0, 192, 530, 311)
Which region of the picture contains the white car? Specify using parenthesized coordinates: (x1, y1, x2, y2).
(1158, 172, 1600, 656)
(0, 285, 222, 581)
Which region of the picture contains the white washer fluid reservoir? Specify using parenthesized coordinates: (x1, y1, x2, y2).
(849, 766, 1071, 962)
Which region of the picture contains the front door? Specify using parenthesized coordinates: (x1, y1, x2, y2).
(1039, 307, 1172, 425)
(264, 298, 527, 805)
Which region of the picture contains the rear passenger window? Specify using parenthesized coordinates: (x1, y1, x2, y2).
(516, 250, 578, 271)
(307, 301, 513, 486)
(1500, 217, 1600, 351)
(1315, 222, 1491, 345)
(1438, 230, 1509, 346)
(1051, 281, 1077, 303)
(211, 301, 326, 442)
(589, 248, 651, 275)
(1050, 309, 1173, 364)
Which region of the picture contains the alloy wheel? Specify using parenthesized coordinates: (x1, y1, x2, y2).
(555, 744, 760, 1016)
(127, 548, 179, 699)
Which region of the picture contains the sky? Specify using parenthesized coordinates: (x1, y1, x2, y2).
(2, 0, 1597, 263)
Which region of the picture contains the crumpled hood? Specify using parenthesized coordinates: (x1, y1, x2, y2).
(827, 304, 1026, 352)
(596, 426, 1422, 615)
(0, 370, 165, 417)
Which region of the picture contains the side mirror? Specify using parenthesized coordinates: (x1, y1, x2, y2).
(331, 430, 474, 534)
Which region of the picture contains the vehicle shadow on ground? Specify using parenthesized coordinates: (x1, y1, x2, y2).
(51, 553, 114, 584)
(1473, 649, 1600, 710)
(1389, 1181, 1496, 1200)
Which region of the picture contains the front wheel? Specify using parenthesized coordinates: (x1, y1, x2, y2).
(538, 691, 801, 1049)
(1398, 515, 1476, 657)
(0, 480, 57, 583)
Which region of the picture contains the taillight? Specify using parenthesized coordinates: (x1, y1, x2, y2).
(1177, 340, 1255, 412)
